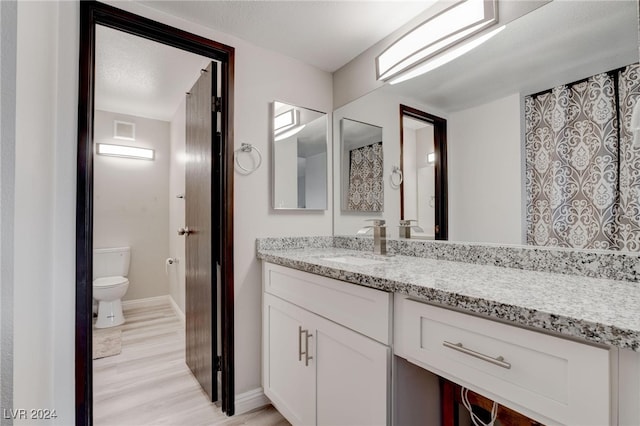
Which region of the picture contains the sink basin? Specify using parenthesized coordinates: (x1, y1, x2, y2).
(321, 256, 388, 266)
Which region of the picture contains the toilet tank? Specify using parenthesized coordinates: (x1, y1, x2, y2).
(93, 247, 130, 279)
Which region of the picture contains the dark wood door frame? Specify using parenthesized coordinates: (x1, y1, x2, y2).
(399, 104, 448, 240)
(76, 2, 235, 424)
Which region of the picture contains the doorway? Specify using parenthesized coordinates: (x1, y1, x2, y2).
(399, 105, 448, 240)
(76, 3, 235, 425)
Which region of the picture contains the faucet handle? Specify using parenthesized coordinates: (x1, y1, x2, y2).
(356, 226, 373, 235)
(365, 219, 386, 227)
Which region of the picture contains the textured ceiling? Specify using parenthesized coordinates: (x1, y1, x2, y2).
(95, 25, 211, 121)
(137, 0, 436, 72)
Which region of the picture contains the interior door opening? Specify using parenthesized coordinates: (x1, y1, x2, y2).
(77, 3, 235, 425)
(399, 105, 448, 240)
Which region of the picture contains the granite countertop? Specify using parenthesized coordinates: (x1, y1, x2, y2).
(257, 246, 640, 351)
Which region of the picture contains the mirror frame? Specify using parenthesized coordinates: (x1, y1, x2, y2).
(271, 101, 329, 211)
(399, 104, 448, 240)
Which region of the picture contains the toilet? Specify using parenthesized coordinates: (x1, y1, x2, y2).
(93, 247, 130, 329)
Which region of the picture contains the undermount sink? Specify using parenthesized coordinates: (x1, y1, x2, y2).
(321, 256, 388, 266)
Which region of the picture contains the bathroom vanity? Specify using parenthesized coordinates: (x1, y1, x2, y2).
(258, 237, 640, 426)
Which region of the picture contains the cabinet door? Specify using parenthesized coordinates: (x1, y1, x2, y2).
(314, 313, 390, 426)
(263, 293, 316, 425)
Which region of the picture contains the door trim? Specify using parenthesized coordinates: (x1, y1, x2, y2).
(76, 2, 235, 424)
(399, 104, 448, 240)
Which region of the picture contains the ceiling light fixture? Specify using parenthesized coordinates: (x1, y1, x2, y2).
(376, 0, 499, 82)
(96, 143, 155, 160)
(390, 25, 505, 85)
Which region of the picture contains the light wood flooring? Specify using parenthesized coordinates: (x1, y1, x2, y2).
(93, 298, 289, 426)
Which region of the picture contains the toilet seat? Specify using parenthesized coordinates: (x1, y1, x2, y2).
(94, 276, 128, 288)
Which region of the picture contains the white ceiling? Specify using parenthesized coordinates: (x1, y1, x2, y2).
(137, 0, 437, 72)
(95, 1, 435, 120)
(95, 25, 211, 120)
(96, 1, 639, 120)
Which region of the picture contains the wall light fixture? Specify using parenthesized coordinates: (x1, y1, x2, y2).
(377, 0, 500, 83)
(96, 143, 155, 160)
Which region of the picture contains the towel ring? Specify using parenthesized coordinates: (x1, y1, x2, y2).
(390, 166, 403, 188)
(235, 143, 262, 174)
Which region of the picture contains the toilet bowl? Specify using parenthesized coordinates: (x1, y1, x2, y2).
(94, 276, 129, 328)
(93, 247, 131, 329)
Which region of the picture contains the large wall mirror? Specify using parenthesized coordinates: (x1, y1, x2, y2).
(332, 0, 640, 250)
(273, 101, 328, 210)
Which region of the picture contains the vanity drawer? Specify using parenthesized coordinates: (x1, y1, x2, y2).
(398, 297, 611, 426)
(263, 262, 392, 344)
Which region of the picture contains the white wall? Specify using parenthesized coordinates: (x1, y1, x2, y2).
(403, 128, 417, 220)
(14, 0, 57, 420)
(448, 93, 524, 244)
(1, 0, 17, 420)
(93, 110, 170, 301)
(305, 152, 327, 209)
(11, 1, 333, 421)
(273, 136, 298, 208)
(169, 99, 186, 314)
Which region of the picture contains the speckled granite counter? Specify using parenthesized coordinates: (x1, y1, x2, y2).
(257, 245, 640, 352)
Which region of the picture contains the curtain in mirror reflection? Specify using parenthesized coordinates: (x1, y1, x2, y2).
(525, 63, 640, 251)
(347, 142, 384, 212)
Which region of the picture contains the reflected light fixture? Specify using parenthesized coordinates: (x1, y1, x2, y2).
(96, 143, 155, 160)
(274, 108, 299, 135)
(376, 0, 500, 83)
(274, 124, 306, 142)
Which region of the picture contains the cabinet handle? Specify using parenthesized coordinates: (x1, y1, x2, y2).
(443, 341, 511, 370)
(304, 331, 313, 367)
(298, 326, 304, 362)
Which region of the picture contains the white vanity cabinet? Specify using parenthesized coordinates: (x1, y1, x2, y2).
(395, 295, 613, 426)
(262, 263, 392, 426)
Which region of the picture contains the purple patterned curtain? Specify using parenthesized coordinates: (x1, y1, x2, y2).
(525, 64, 640, 251)
(347, 142, 383, 211)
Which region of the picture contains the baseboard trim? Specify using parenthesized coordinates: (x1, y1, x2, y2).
(168, 295, 185, 325)
(235, 388, 270, 415)
(122, 295, 170, 309)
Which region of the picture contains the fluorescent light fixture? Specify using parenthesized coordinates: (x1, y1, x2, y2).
(390, 25, 505, 85)
(274, 125, 306, 142)
(427, 152, 436, 164)
(274, 109, 299, 135)
(377, 0, 498, 82)
(96, 143, 155, 160)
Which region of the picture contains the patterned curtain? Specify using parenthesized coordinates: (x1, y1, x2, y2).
(616, 65, 640, 251)
(347, 142, 383, 211)
(525, 64, 640, 250)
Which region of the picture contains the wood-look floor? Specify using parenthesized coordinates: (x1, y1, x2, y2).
(93, 298, 289, 426)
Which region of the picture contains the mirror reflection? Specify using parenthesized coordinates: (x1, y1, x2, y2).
(332, 0, 640, 251)
(273, 102, 328, 210)
(402, 116, 435, 239)
(340, 119, 384, 212)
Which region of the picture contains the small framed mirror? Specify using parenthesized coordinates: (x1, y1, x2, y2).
(272, 101, 328, 210)
(340, 118, 384, 212)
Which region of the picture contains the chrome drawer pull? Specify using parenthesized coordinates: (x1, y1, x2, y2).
(304, 331, 313, 367)
(298, 326, 304, 361)
(443, 341, 511, 370)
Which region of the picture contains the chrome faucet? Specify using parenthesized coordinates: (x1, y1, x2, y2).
(357, 219, 387, 255)
(398, 220, 424, 239)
